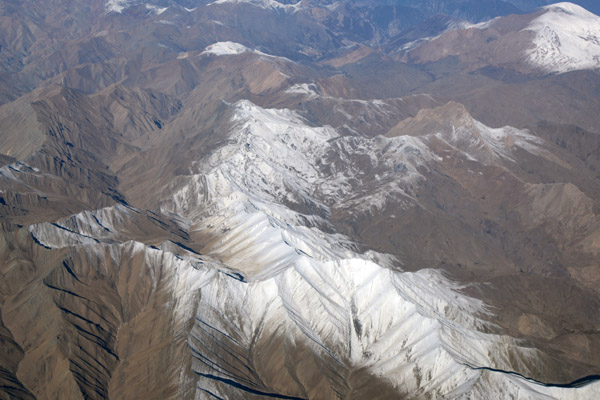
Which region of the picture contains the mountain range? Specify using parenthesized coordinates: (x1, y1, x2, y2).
(1, 1, 600, 399)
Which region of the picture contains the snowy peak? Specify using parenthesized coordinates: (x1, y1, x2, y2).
(386, 101, 544, 164)
(200, 41, 289, 60)
(524, 2, 600, 73)
(401, 2, 600, 75)
(201, 41, 254, 56)
(542, 2, 597, 16)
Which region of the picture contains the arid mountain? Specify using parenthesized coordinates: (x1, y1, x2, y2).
(1, 1, 599, 399)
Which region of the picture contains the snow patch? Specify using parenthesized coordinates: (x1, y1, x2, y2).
(400, 20, 473, 52)
(105, 0, 133, 13)
(201, 41, 253, 56)
(201, 41, 292, 62)
(208, 0, 304, 12)
(145, 4, 167, 15)
(284, 83, 320, 99)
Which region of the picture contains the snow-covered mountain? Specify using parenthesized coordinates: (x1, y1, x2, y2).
(402, 1, 600, 75)
(524, 2, 600, 73)
(25, 99, 600, 399)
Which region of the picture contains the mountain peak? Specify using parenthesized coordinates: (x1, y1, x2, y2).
(387, 101, 477, 138)
(542, 2, 595, 16)
(525, 1, 600, 73)
(201, 41, 253, 56)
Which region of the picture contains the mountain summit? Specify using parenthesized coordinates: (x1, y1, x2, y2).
(402, 1, 600, 74)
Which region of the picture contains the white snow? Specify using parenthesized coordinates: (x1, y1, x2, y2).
(201, 41, 292, 62)
(284, 83, 320, 99)
(145, 4, 167, 15)
(105, 1, 168, 15)
(105, 0, 133, 13)
(208, 0, 304, 12)
(399, 19, 473, 52)
(29, 204, 138, 248)
(430, 120, 545, 164)
(523, 2, 600, 73)
(201, 41, 252, 56)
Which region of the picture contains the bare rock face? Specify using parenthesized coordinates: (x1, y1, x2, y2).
(1, 1, 600, 399)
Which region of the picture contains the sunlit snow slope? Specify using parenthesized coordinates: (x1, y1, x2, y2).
(29, 100, 597, 399)
(524, 2, 600, 73)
